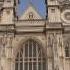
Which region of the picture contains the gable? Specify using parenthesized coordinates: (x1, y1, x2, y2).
(19, 4, 43, 20)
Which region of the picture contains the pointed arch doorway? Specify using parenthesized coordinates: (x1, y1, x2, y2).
(15, 39, 46, 70)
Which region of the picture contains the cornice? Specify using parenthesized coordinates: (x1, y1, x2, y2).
(14, 19, 47, 22)
(58, 0, 70, 5)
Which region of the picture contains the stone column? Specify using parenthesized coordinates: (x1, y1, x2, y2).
(57, 34, 65, 70)
(52, 33, 59, 70)
(0, 37, 2, 70)
(0, 34, 13, 70)
(52, 33, 64, 70)
(47, 32, 64, 70)
(0, 35, 7, 70)
(5, 36, 13, 70)
(47, 33, 54, 70)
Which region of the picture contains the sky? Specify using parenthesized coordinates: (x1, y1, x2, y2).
(17, 0, 46, 18)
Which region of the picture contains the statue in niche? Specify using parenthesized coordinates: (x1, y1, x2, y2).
(59, 37, 62, 47)
(0, 35, 8, 57)
(9, 37, 13, 47)
(48, 34, 53, 47)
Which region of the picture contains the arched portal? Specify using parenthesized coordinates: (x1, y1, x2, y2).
(15, 39, 46, 70)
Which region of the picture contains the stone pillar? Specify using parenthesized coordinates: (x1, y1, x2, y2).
(47, 32, 65, 70)
(57, 34, 65, 70)
(52, 33, 64, 70)
(0, 34, 13, 70)
(0, 37, 2, 70)
(47, 33, 54, 70)
(0, 35, 7, 70)
(5, 36, 13, 70)
(52, 33, 59, 70)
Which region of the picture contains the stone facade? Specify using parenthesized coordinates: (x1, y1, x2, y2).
(0, 0, 70, 70)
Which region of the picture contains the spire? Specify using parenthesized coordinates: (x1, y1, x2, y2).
(14, 0, 20, 19)
(45, 0, 48, 19)
(14, 0, 20, 6)
(45, 0, 47, 4)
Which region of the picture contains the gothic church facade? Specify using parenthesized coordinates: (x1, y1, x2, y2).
(0, 0, 70, 70)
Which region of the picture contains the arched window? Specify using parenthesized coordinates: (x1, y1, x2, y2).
(15, 39, 46, 70)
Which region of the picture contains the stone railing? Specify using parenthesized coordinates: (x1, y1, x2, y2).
(15, 20, 46, 33)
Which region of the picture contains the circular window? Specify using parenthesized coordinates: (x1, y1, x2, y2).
(65, 12, 70, 20)
(61, 10, 70, 23)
